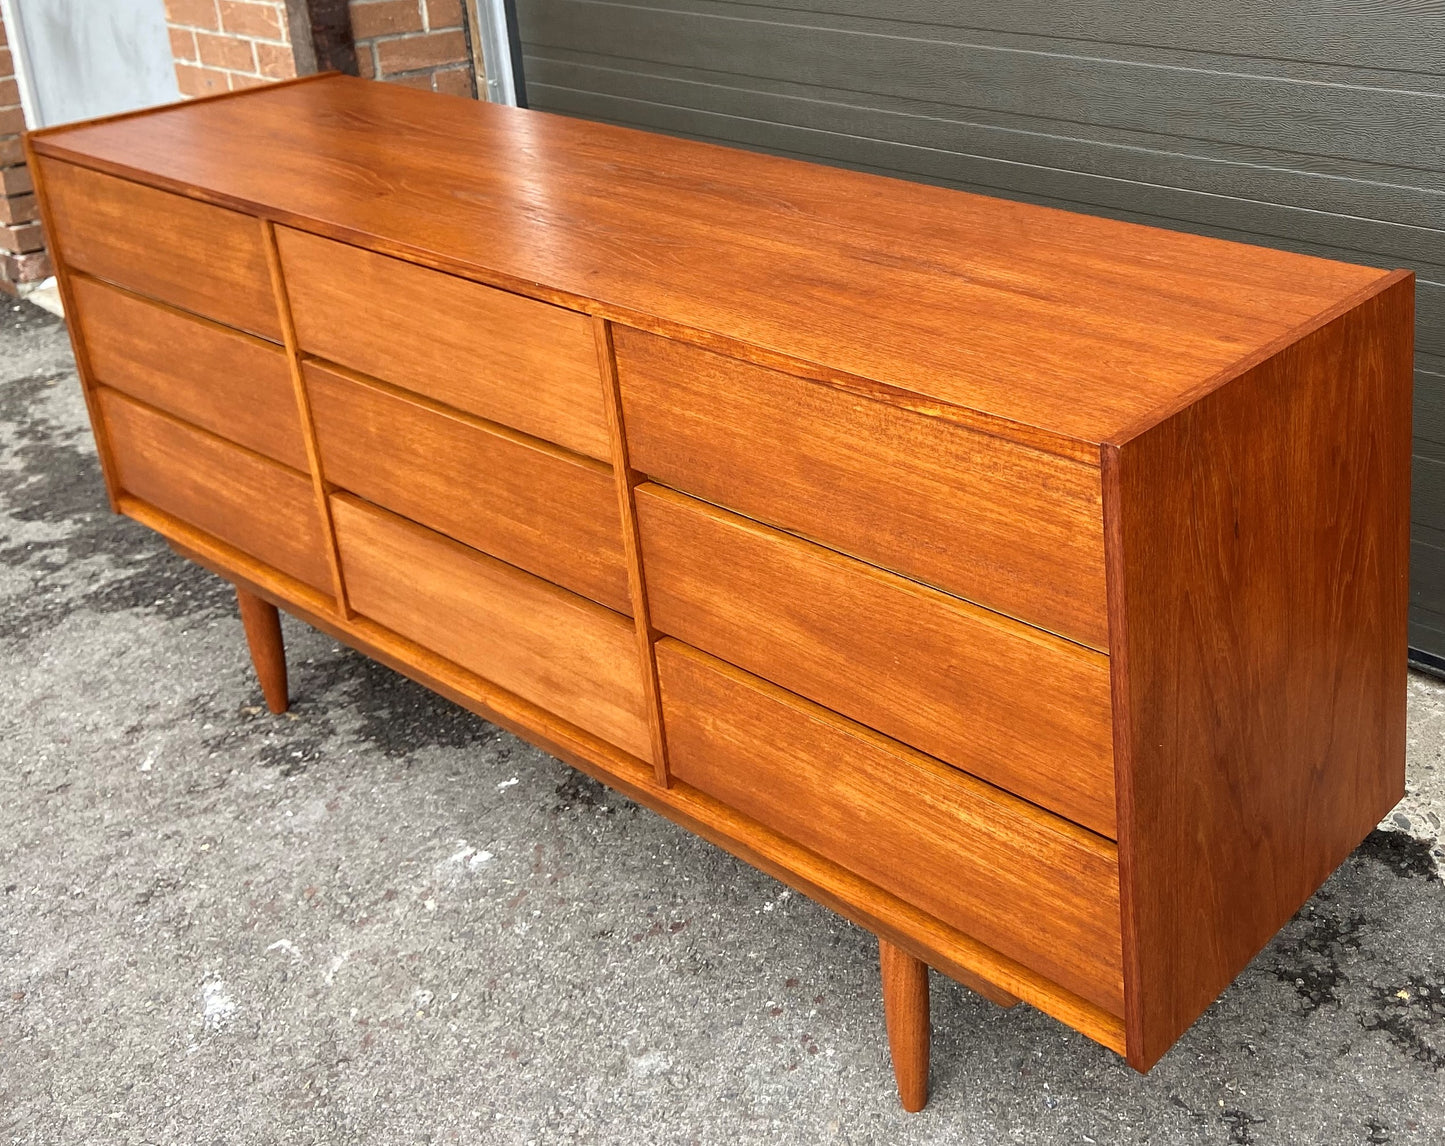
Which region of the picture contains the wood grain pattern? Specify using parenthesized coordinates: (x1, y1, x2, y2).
(30, 76, 1392, 449)
(277, 226, 610, 459)
(617, 330, 1110, 649)
(1106, 271, 1413, 1070)
(331, 493, 652, 761)
(137, 492, 1128, 1054)
(657, 638, 1124, 1014)
(97, 387, 332, 591)
(236, 586, 289, 714)
(635, 483, 1116, 835)
(305, 361, 631, 613)
(879, 938, 930, 1113)
(36, 158, 280, 339)
(594, 318, 670, 785)
(71, 275, 308, 470)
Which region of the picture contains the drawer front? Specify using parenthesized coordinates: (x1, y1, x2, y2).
(636, 484, 1117, 837)
(74, 276, 308, 471)
(97, 388, 331, 590)
(277, 228, 609, 459)
(333, 494, 651, 761)
(615, 329, 1109, 650)
(657, 639, 1124, 1014)
(306, 362, 630, 613)
(41, 160, 279, 339)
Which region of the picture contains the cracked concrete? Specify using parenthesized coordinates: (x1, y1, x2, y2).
(3, 295, 1445, 1144)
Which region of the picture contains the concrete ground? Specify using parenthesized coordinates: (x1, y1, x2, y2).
(2, 295, 1445, 1146)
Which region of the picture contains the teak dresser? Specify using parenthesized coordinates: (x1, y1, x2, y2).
(28, 74, 1412, 1107)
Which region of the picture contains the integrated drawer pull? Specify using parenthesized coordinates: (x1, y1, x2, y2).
(305, 361, 631, 613)
(277, 227, 609, 459)
(614, 327, 1110, 650)
(39, 159, 280, 338)
(656, 637, 1124, 1015)
(332, 494, 652, 762)
(73, 276, 307, 470)
(97, 387, 331, 591)
(635, 482, 1117, 836)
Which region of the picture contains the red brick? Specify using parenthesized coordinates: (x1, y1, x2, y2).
(349, 1, 421, 41)
(425, 0, 462, 28)
(254, 40, 296, 79)
(0, 137, 23, 166)
(2, 248, 51, 286)
(0, 77, 16, 107)
(168, 26, 198, 63)
(0, 106, 25, 135)
(350, 1, 423, 39)
(195, 30, 255, 71)
(0, 46, 13, 79)
(375, 29, 467, 73)
(0, 218, 42, 254)
(0, 18, 7, 47)
(356, 46, 377, 79)
(432, 65, 473, 98)
(386, 71, 434, 90)
(227, 72, 268, 91)
(175, 61, 229, 97)
(165, 0, 221, 31)
(219, 1, 283, 40)
(0, 164, 31, 196)
(0, 191, 37, 224)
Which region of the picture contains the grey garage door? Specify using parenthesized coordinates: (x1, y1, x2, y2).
(513, 0, 1445, 667)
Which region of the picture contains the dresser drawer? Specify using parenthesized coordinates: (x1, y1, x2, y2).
(615, 329, 1108, 650)
(636, 484, 1116, 837)
(97, 388, 331, 591)
(74, 276, 308, 471)
(333, 494, 651, 761)
(277, 227, 608, 459)
(40, 160, 279, 339)
(657, 639, 1123, 1013)
(305, 362, 630, 613)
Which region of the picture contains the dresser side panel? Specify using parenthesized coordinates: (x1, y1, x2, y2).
(1107, 273, 1413, 1070)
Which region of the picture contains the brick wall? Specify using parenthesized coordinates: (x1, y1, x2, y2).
(350, 1, 475, 96)
(166, 1, 298, 96)
(0, 8, 49, 296)
(166, 1, 478, 100)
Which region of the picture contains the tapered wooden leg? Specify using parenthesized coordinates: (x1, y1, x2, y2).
(880, 937, 930, 1112)
(236, 587, 288, 714)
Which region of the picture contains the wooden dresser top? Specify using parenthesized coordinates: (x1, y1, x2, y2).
(32, 74, 1394, 456)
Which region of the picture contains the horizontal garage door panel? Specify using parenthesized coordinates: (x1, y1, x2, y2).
(526, 56, 1445, 233)
(581, 0, 1445, 76)
(520, 4, 1443, 169)
(1416, 361, 1445, 454)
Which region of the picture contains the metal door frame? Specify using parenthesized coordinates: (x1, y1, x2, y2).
(467, 0, 526, 106)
